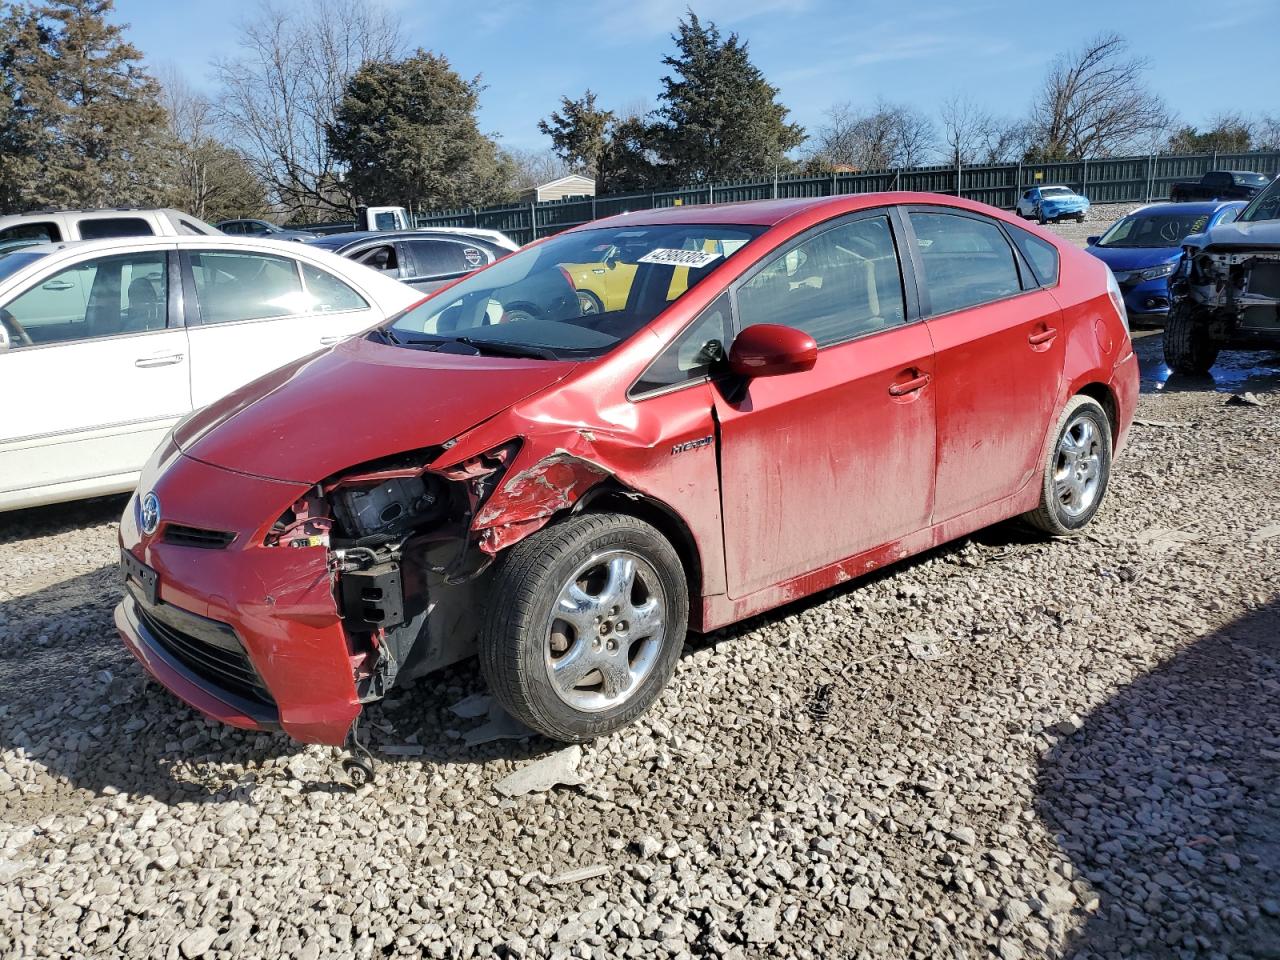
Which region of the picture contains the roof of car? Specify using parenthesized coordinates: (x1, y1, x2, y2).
(582, 192, 1029, 231)
(305, 230, 503, 249)
(31, 234, 311, 252)
(1129, 200, 1247, 216)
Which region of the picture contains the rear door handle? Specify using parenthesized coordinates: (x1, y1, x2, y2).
(319, 335, 345, 345)
(135, 352, 184, 368)
(41, 280, 75, 291)
(1028, 327, 1058, 346)
(888, 373, 931, 396)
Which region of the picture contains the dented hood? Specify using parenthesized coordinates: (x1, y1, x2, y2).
(176, 336, 573, 483)
(1186, 219, 1280, 252)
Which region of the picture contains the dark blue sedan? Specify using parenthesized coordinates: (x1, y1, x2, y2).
(1086, 201, 1245, 324)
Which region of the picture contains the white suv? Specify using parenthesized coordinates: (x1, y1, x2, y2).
(0, 208, 219, 245)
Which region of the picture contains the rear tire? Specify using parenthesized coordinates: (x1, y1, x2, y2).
(576, 290, 603, 316)
(1023, 396, 1113, 537)
(478, 514, 689, 742)
(1163, 303, 1219, 375)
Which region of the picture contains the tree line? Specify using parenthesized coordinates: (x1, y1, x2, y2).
(2, 1, 1277, 226)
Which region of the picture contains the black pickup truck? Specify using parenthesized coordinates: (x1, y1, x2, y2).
(1169, 170, 1273, 202)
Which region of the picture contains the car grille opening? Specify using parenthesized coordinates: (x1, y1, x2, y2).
(163, 524, 236, 549)
(136, 605, 274, 705)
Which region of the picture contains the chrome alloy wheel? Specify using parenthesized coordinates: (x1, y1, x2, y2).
(545, 550, 667, 713)
(1054, 417, 1103, 518)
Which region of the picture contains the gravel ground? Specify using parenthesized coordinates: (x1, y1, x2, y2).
(2, 334, 1278, 960)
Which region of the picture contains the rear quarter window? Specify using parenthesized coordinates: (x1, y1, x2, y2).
(1006, 224, 1060, 287)
(77, 217, 154, 240)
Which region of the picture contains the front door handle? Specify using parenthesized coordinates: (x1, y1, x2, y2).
(1028, 327, 1058, 346)
(889, 373, 931, 396)
(135, 352, 184, 368)
(319, 335, 345, 345)
(42, 280, 75, 291)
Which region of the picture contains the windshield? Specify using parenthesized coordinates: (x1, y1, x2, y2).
(1098, 210, 1212, 248)
(1041, 187, 1073, 198)
(0, 250, 47, 283)
(1238, 176, 1280, 224)
(385, 222, 765, 360)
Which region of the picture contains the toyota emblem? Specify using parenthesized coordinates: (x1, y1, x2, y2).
(140, 492, 161, 535)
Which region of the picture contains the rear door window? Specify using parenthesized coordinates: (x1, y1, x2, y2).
(300, 262, 368, 313)
(1006, 223, 1060, 287)
(908, 211, 1022, 315)
(77, 217, 154, 240)
(405, 239, 483, 280)
(189, 251, 306, 324)
(0, 221, 61, 243)
(2, 251, 168, 345)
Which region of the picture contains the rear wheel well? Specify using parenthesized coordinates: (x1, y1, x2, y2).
(1076, 382, 1118, 440)
(573, 485, 703, 619)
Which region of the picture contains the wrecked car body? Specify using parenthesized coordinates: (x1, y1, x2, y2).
(1165, 176, 1280, 374)
(116, 194, 1137, 754)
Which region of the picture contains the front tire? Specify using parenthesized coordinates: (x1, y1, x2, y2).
(479, 514, 689, 742)
(1023, 396, 1113, 536)
(1163, 303, 1219, 375)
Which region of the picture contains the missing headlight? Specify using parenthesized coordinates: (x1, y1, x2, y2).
(332, 475, 447, 540)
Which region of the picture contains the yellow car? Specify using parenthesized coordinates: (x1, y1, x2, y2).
(563, 238, 740, 314)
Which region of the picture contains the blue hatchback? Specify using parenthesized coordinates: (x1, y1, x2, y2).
(1085, 201, 1245, 324)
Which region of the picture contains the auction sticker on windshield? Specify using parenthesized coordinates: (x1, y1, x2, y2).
(637, 248, 722, 268)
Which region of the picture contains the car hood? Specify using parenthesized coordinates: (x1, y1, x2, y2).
(1042, 195, 1087, 206)
(1185, 219, 1280, 251)
(1086, 246, 1181, 271)
(176, 336, 574, 483)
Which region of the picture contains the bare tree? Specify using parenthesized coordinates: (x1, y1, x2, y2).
(807, 100, 935, 171)
(1255, 114, 1280, 152)
(1029, 33, 1169, 159)
(978, 118, 1036, 164)
(503, 148, 573, 192)
(939, 96, 991, 166)
(159, 67, 268, 221)
(212, 0, 402, 220)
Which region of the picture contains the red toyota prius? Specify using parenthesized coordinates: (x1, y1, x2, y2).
(116, 194, 1137, 753)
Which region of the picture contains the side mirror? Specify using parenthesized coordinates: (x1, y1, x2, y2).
(0, 324, 9, 353)
(1086, 235, 1100, 246)
(728, 323, 817, 378)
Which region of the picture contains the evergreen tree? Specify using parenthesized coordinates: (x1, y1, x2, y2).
(538, 90, 613, 179)
(327, 50, 514, 211)
(650, 13, 804, 183)
(0, 0, 169, 211)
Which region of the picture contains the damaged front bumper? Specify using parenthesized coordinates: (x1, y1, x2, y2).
(1175, 247, 1280, 344)
(114, 435, 540, 746)
(115, 454, 365, 745)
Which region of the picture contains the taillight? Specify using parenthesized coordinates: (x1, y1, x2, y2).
(1105, 268, 1129, 334)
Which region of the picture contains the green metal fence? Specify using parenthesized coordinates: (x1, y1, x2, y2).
(297, 150, 1280, 245)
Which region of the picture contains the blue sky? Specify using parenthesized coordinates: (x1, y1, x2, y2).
(114, 0, 1274, 154)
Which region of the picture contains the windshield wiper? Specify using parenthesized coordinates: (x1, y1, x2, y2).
(378, 330, 559, 360)
(451, 337, 559, 360)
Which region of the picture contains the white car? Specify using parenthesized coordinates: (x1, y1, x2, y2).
(0, 235, 422, 512)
